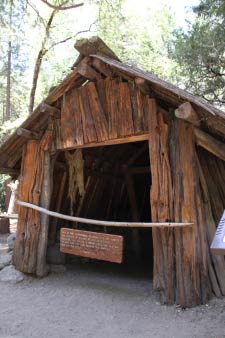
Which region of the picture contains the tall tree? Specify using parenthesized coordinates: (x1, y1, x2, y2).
(27, 0, 84, 114)
(0, 0, 28, 123)
(173, 0, 225, 107)
(6, 0, 13, 121)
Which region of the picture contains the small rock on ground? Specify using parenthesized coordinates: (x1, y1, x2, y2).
(0, 252, 12, 270)
(0, 265, 24, 283)
(7, 232, 16, 250)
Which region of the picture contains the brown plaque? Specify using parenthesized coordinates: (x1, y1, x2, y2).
(60, 228, 124, 263)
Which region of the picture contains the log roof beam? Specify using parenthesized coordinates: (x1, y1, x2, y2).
(77, 62, 102, 81)
(135, 77, 151, 95)
(194, 128, 225, 162)
(16, 128, 40, 140)
(175, 102, 200, 127)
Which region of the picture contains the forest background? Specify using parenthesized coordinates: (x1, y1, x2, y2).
(0, 0, 224, 210)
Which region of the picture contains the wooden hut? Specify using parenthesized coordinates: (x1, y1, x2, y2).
(0, 37, 225, 308)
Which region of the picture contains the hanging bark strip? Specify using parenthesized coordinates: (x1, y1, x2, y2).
(148, 100, 175, 304)
(65, 149, 84, 215)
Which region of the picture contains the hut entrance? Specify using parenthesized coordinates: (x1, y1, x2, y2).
(51, 140, 153, 276)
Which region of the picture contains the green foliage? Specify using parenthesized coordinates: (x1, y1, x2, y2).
(173, 0, 225, 106)
(97, 0, 180, 82)
(0, 175, 9, 212)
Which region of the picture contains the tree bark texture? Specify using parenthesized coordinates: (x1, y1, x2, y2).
(13, 129, 53, 276)
(149, 107, 210, 307)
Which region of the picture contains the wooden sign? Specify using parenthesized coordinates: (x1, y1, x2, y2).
(211, 210, 225, 255)
(60, 228, 124, 263)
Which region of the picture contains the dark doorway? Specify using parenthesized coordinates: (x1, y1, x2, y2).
(50, 141, 153, 277)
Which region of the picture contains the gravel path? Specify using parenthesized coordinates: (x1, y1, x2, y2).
(0, 261, 225, 338)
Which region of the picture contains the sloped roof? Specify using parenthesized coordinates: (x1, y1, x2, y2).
(0, 36, 225, 175)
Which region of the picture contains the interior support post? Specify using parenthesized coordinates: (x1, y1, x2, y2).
(36, 151, 52, 276)
(122, 164, 141, 260)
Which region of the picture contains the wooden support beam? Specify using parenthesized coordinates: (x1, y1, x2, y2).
(175, 102, 200, 127)
(18, 200, 193, 228)
(40, 102, 61, 117)
(17, 128, 40, 140)
(77, 62, 102, 81)
(36, 152, 52, 277)
(135, 77, 151, 95)
(92, 58, 113, 77)
(7, 149, 23, 168)
(194, 128, 225, 162)
(0, 167, 20, 175)
(59, 134, 149, 150)
(74, 36, 120, 62)
(122, 164, 141, 259)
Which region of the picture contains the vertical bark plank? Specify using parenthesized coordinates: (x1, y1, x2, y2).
(118, 82, 134, 137)
(61, 93, 76, 148)
(79, 85, 98, 143)
(86, 82, 108, 142)
(130, 85, 145, 134)
(73, 90, 84, 146)
(107, 79, 119, 139)
(96, 78, 109, 123)
(148, 99, 175, 304)
(61, 89, 84, 148)
(13, 140, 44, 274)
(54, 117, 63, 150)
(171, 119, 208, 307)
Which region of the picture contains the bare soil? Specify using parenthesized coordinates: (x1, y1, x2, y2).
(0, 260, 225, 338)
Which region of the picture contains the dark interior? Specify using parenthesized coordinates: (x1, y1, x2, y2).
(50, 141, 153, 275)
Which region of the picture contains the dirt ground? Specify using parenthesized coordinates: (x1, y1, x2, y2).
(0, 260, 225, 338)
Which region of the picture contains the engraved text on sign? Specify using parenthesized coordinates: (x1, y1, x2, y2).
(60, 228, 124, 263)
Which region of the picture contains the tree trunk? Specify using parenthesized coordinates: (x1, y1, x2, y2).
(28, 10, 56, 114)
(5, 0, 13, 121)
